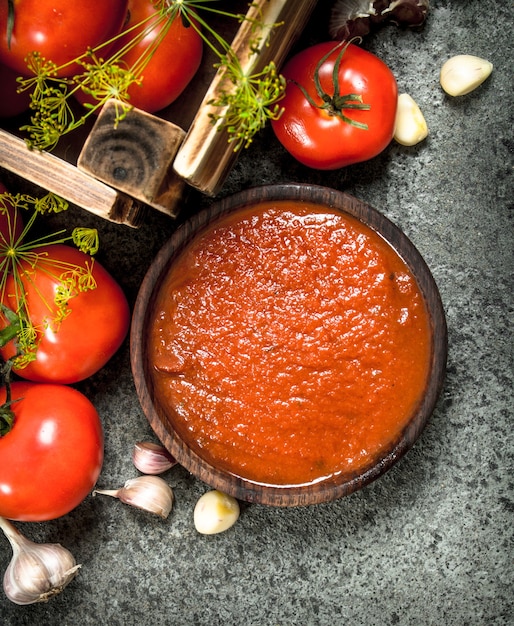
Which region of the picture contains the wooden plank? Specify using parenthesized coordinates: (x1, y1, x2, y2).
(173, 0, 319, 196)
(0, 128, 145, 227)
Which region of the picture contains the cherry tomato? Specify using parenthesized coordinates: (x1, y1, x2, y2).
(0, 62, 30, 118)
(0, 382, 103, 521)
(77, 0, 203, 113)
(0, 243, 130, 383)
(0, 0, 129, 77)
(271, 42, 398, 170)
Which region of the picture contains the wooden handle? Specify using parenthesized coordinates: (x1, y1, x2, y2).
(173, 0, 318, 196)
(0, 128, 144, 227)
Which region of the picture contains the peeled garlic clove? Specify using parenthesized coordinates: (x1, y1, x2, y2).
(94, 475, 174, 519)
(132, 441, 177, 475)
(393, 93, 428, 146)
(193, 490, 240, 535)
(0, 516, 81, 605)
(440, 54, 493, 96)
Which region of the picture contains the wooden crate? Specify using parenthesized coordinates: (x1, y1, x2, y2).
(0, 0, 318, 227)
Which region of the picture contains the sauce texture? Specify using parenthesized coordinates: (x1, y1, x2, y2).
(149, 202, 431, 486)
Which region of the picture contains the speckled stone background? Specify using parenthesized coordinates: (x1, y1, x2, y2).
(1, 1, 512, 624)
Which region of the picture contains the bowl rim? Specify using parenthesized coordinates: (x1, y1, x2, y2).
(130, 183, 448, 507)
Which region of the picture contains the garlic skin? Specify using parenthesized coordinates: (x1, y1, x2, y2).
(132, 441, 177, 475)
(94, 475, 174, 519)
(193, 490, 240, 535)
(329, 0, 429, 40)
(329, 1, 379, 40)
(393, 93, 429, 146)
(440, 55, 493, 96)
(0, 516, 81, 605)
(382, 0, 430, 28)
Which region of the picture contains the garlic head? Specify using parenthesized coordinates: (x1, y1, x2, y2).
(440, 54, 493, 97)
(0, 517, 80, 605)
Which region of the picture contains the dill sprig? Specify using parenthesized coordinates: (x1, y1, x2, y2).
(0, 191, 99, 369)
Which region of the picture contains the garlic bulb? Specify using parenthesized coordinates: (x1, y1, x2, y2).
(329, 0, 430, 40)
(382, 0, 430, 28)
(193, 490, 240, 535)
(94, 475, 174, 519)
(440, 55, 493, 96)
(328, 1, 379, 40)
(393, 93, 428, 146)
(132, 441, 177, 475)
(0, 516, 80, 605)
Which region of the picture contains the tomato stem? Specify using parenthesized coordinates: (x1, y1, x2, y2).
(292, 41, 371, 130)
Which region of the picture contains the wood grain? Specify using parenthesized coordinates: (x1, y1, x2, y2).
(77, 100, 187, 217)
(173, 0, 319, 196)
(0, 128, 145, 227)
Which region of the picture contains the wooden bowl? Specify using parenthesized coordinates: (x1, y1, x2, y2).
(131, 184, 447, 506)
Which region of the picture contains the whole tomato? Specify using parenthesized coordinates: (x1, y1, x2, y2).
(0, 243, 130, 383)
(271, 42, 398, 170)
(0, 382, 103, 521)
(0, 0, 129, 77)
(0, 62, 30, 118)
(77, 0, 203, 113)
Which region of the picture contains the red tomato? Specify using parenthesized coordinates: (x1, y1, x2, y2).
(0, 244, 130, 383)
(271, 42, 398, 170)
(0, 0, 129, 77)
(0, 382, 103, 521)
(0, 62, 30, 118)
(77, 0, 203, 113)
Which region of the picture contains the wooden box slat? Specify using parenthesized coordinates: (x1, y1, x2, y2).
(0, 128, 145, 227)
(173, 0, 318, 196)
(0, 1, 318, 225)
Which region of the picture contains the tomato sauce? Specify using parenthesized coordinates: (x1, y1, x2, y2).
(149, 202, 431, 486)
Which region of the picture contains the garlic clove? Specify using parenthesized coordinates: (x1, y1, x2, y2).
(393, 93, 429, 146)
(440, 54, 493, 97)
(132, 441, 177, 475)
(193, 490, 240, 535)
(94, 475, 174, 519)
(0, 516, 80, 605)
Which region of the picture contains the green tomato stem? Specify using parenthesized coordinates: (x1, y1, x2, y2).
(293, 41, 371, 130)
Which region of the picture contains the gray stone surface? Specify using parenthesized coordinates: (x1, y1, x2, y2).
(0, 1, 512, 625)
